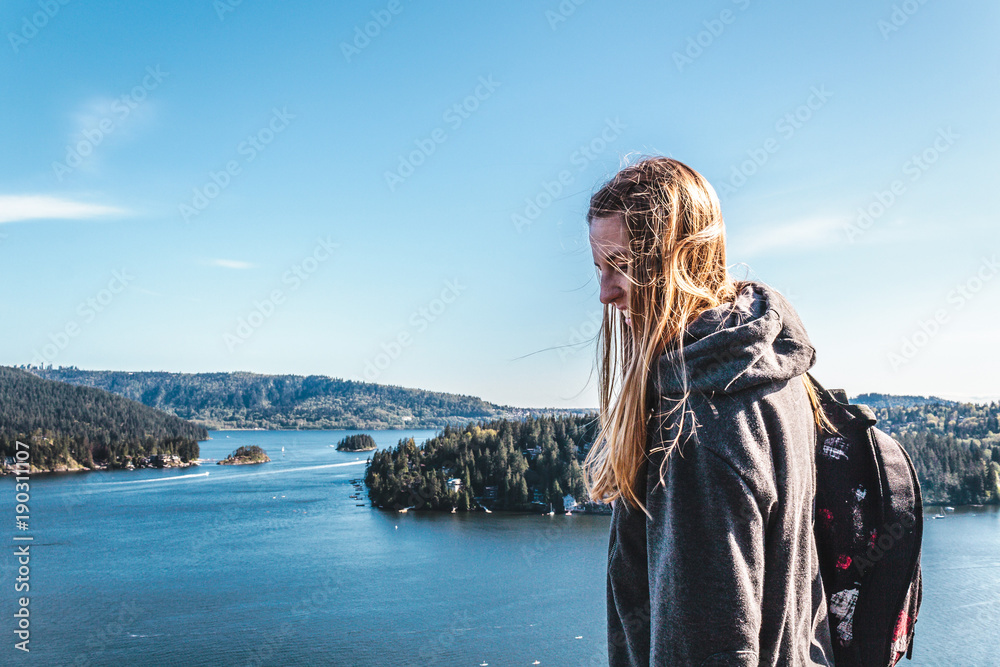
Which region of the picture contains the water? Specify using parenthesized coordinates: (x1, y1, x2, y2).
(1, 430, 997, 666)
(1, 431, 608, 666)
(907, 505, 1000, 667)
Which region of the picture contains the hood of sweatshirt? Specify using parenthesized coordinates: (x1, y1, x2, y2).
(654, 280, 816, 395)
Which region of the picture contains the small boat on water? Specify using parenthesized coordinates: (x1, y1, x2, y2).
(932, 514, 946, 519)
(944, 506, 955, 512)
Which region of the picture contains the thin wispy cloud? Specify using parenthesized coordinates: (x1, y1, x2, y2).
(729, 217, 845, 258)
(205, 259, 256, 270)
(71, 95, 158, 143)
(57, 95, 160, 177)
(0, 195, 126, 224)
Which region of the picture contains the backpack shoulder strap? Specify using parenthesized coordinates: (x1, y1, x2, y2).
(805, 372, 878, 427)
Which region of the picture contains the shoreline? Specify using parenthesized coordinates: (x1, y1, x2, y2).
(205, 426, 445, 432)
(1, 458, 204, 476)
(924, 503, 998, 511)
(217, 457, 269, 466)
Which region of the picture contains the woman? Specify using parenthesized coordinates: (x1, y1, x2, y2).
(583, 157, 836, 666)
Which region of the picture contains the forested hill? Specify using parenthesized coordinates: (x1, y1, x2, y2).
(855, 396, 1000, 505)
(0, 366, 206, 472)
(22, 367, 572, 430)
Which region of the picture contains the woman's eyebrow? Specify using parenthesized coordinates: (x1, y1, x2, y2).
(604, 250, 628, 263)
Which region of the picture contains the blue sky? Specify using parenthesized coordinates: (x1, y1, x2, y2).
(1, 0, 997, 407)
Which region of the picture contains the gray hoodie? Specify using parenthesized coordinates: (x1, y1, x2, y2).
(607, 280, 835, 667)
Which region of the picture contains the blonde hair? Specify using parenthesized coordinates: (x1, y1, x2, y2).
(581, 156, 830, 518)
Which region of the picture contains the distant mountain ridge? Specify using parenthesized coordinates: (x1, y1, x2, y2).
(851, 392, 957, 409)
(23, 367, 586, 430)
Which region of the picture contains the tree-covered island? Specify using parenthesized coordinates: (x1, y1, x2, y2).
(365, 415, 600, 513)
(217, 445, 270, 465)
(336, 434, 376, 452)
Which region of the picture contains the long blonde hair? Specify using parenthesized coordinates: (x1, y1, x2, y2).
(581, 156, 830, 518)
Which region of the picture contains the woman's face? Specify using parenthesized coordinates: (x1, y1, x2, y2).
(589, 214, 631, 327)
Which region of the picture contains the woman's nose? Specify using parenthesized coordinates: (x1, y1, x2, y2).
(599, 274, 623, 305)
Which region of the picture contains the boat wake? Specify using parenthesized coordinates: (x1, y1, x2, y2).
(209, 460, 368, 481)
(95, 471, 211, 486)
(76, 460, 367, 492)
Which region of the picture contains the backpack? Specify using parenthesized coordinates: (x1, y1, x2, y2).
(806, 373, 923, 667)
